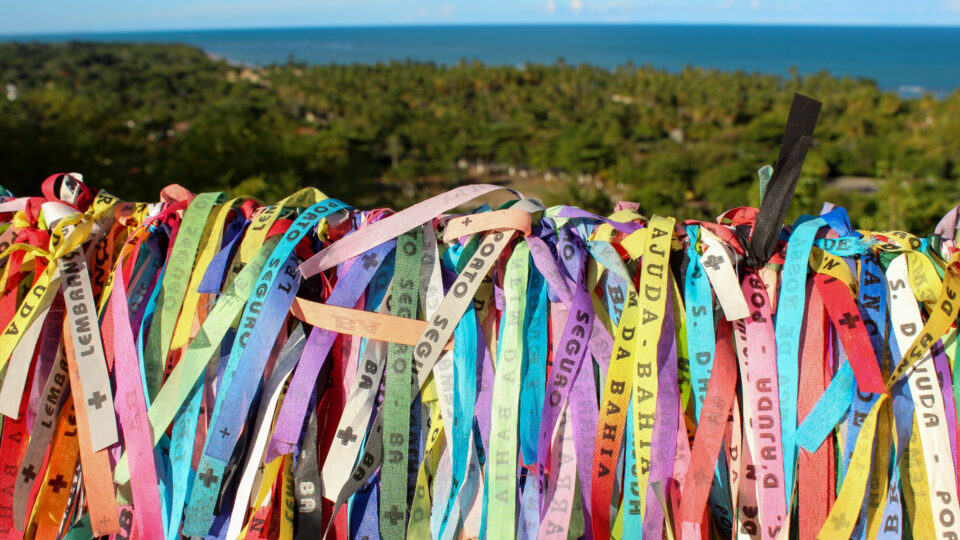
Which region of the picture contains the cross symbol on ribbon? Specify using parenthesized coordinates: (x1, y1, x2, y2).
(702, 254, 724, 271)
(87, 391, 108, 410)
(385, 505, 405, 525)
(361, 253, 379, 269)
(48, 474, 68, 493)
(839, 312, 860, 329)
(198, 467, 219, 487)
(336, 426, 358, 446)
(21, 464, 36, 483)
(830, 512, 851, 530)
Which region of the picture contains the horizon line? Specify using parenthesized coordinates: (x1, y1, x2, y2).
(4, 20, 960, 38)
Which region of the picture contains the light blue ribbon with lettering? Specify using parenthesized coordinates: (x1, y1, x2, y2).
(814, 236, 876, 257)
(166, 380, 202, 539)
(137, 264, 165, 407)
(623, 398, 643, 538)
(183, 199, 351, 535)
(683, 224, 733, 523)
(684, 225, 714, 421)
(520, 268, 548, 465)
(775, 208, 855, 501)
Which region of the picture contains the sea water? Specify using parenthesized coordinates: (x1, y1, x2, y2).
(4, 25, 959, 95)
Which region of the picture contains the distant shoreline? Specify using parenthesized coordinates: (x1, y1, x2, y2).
(2, 25, 958, 96)
(5, 23, 960, 38)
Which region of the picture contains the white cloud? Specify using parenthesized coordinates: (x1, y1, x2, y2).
(417, 6, 427, 16)
(571, 0, 584, 12)
(949, 0, 960, 11)
(545, 0, 557, 13)
(441, 3, 455, 15)
(751, 0, 761, 8)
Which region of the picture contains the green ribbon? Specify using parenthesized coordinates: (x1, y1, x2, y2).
(380, 226, 423, 538)
(485, 240, 529, 539)
(142, 192, 223, 399)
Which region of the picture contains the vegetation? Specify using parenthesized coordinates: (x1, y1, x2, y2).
(2, 42, 960, 231)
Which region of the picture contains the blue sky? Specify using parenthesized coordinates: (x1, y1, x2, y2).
(4, 0, 960, 34)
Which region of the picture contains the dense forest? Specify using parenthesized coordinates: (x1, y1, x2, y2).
(2, 41, 960, 231)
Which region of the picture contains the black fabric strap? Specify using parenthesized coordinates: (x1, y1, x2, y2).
(294, 399, 324, 539)
(746, 93, 821, 268)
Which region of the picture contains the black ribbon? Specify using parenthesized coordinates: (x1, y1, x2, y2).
(744, 93, 821, 268)
(294, 397, 324, 539)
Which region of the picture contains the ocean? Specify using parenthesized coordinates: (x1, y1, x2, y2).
(4, 25, 959, 96)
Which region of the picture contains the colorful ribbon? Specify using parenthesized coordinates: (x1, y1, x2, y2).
(4, 162, 960, 540)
